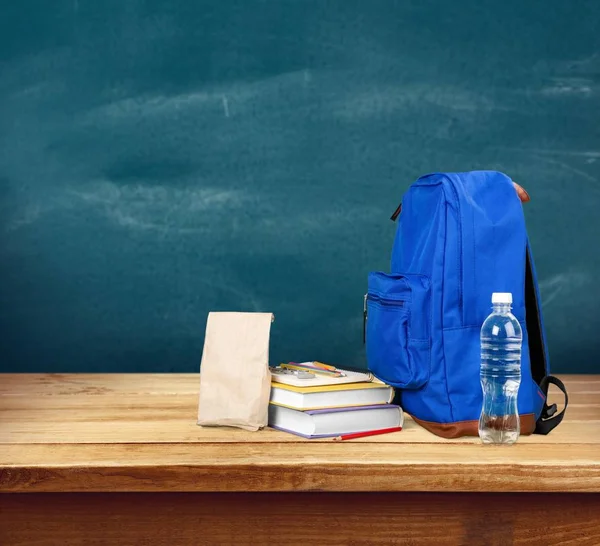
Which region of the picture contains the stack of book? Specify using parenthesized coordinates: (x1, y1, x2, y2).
(268, 362, 403, 439)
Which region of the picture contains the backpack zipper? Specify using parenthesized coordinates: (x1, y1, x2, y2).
(445, 176, 464, 325)
(390, 176, 463, 325)
(363, 294, 367, 343)
(366, 294, 406, 307)
(363, 293, 406, 344)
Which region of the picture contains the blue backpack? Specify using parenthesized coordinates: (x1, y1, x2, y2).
(365, 171, 568, 438)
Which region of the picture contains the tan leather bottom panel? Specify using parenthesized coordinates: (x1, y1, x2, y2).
(412, 413, 535, 439)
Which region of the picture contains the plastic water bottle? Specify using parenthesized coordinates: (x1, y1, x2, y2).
(478, 292, 522, 444)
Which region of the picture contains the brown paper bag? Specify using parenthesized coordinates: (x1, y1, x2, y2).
(197, 311, 274, 431)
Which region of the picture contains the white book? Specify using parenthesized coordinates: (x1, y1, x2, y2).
(269, 403, 404, 439)
(270, 363, 378, 387)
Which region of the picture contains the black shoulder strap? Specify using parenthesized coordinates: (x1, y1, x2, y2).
(525, 245, 547, 385)
(525, 244, 568, 434)
(535, 375, 568, 435)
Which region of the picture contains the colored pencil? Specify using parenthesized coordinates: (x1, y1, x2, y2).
(333, 426, 403, 441)
(312, 361, 337, 371)
(280, 363, 344, 377)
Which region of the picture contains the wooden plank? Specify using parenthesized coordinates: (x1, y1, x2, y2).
(0, 393, 200, 410)
(1, 374, 599, 494)
(1, 492, 599, 546)
(1, 443, 599, 493)
(0, 374, 202, 396)
(1, 373, 597, 396)
(0, 374, 596, 445)
(548, 392, 600, 405)
(1, 412, 599, 444)
(1, 391, 595, 417)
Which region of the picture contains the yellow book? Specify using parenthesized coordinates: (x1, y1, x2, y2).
(272, 381, 389, 393)
(269, 381, 394, 411)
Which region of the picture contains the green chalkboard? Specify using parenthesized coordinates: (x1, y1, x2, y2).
(1, 0, 599, 373)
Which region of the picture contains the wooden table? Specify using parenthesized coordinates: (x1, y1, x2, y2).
(1, 374, 598, 545)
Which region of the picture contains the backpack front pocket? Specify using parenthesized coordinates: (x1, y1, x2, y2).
(365, 272, 431, 389)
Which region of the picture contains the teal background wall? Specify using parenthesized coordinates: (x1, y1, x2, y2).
(1, 1, 599, 373)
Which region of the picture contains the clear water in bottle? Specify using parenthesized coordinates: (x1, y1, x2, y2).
(479, 292, 522, 445)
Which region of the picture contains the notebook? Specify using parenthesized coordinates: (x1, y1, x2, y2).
(268, 404, 404, 439)
(270, 363, 377, 387)
(269, 381, 394, 411)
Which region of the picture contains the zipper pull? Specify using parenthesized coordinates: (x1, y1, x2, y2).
(363, 294, 368, 344)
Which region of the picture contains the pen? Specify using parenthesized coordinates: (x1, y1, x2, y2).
(280, 363, 345, 377)
(332, 426, 403, 441)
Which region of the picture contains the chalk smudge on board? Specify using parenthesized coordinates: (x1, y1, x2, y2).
(303, 69, 311, 86)
(5, 182, 246, 235)
(85, 69, 308, 122)
(540, 78, 594, 97)
(70, 181, 244, 233)
(539, 271, 590, 309)
(517, 149, 600, 159)
(531, 154, 597, 184)
(222, 95, 230, 118)
(6, 204, 45, 231)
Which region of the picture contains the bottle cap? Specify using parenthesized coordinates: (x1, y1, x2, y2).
(491, 292, 512, 304)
